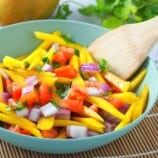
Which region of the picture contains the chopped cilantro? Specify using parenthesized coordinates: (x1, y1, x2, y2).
(54, 4, 72, 19)
(52, 62, 61, 69)
(35, 64, 42, 72)
(42, 57, 49, 64)
(75, 49, 80, 57)
(99, 58, 109, 71)
(24, 61, 30, 68)
(55, 82, 70, 98)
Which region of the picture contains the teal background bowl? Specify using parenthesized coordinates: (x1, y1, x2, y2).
(0, 20, 158, 154)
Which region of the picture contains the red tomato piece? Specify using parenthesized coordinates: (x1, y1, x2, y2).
(60, 99, 83, 112)
(41, 128, 58, 138)
(39, 83, 54, 105)
(20, 89, 39, 108)
(106, 97, 124, 109)
(54, 65, 77, 78)
(11, 82, 22, 101)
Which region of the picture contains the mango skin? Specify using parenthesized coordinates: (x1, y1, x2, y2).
(0, 0, 59, 25)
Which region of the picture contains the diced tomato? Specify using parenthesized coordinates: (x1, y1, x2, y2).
(20, 89, 39, 108)
(20, 129, 31, 135)
(68, 90, 85, 100)
(52, 51, 67, 64)
(71, 85, 88, 100)
(60, 99, 83, 112)
(54, 65, 77, 78)
(52, 50, 73, 65)
(11, 82, 22, 101)
(8, 125, 21, 133)
(89, 104, 99, 113)
(106, 97, 124, 109)
(8, 125, 30, 135)
(39, 83, 54, 105)
(41, 128, 58, 138)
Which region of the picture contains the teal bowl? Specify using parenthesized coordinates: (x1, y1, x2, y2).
(0, 20, 158, 154)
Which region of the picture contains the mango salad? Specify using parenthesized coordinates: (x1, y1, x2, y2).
(0, 31, 149, 139)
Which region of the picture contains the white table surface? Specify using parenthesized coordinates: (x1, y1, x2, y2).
(0, 0, 158, 68)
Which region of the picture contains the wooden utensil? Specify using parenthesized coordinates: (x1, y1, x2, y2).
(88, 16, 158, 80)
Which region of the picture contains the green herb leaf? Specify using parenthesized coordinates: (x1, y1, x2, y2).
(35, 64, 42, 72)
(55, 82, 70, 98)
(75, 49, 80, 57)
(54, 4, 72, 19)
(52, 62, 61, 69)
(42, 57, 49, 64)
(78, 0, 158, 29)
(99, 58, 108, 71)
(24, 61, 30, 68)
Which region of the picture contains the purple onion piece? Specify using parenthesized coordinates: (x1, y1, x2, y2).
(100, 83, 111, 93)
(80, 63, 100, 73)
(119, 104, 130, 114)
(55, 108, 71, 120)
(42, 63, 53, 72)
(0, 92, 10, 103)
(25, 75, 39, 86)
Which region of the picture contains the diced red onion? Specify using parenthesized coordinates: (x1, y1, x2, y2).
(86, 87, 101, 96)
(100, 83, 111, 93)
(29, 107, 41, 122)
(88, 76, 97, 82)
(42, 63, 53, 72)
(55, 108, 71, 120)
(25, 75, 39, 86)
(87, 130, 100, 136)
(40, 102, 58, 117)
(66, 125, 88, 138)
(119, 104, 130, 114)
(104, 121, 115, 133)
(80, 63, 100, 72)
(15, 108, 29, 117)
(52, 43, 59, 52)
(0, 92, 10, 103)
(22, 85, 34, 96)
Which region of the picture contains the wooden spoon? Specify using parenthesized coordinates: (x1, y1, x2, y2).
(88, 16, 158, 80)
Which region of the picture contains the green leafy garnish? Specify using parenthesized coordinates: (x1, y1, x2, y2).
(24, 61, 30, 68)
(75, 49, 80, 57)
(99, 58, 108, 71)
(52, 62, 61, 69)
(35, 64, 42, 72)
(54, 4, 72, 19)
(42, 57, 49, 64)
(78, 0, 158, 29)
(55, 82, 70, 98)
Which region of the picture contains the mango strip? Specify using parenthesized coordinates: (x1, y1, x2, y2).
(129, 69, 147, 91)
(114, 102, 136, 130)
(39, 76, 57, 85)
(79, 47, 88, 64)
(57, 77, 72, 84)
(110, 92, 138, 104)
(0, 113, 42, 137)
(0, 103, 36, 127)
(37, 117, 55, 130)
(56, 128, 67, 139)
(104, 72, 130, 92)
(78, 106, 104, 122)
(0, 74, 4, 93)
(54, 119, 84, 127)
(2, 69, 25, 86)
(88, 96, 126, 120)
(72, 117, 104, 133)
(3, 56, 22, 69)
(69, 54, 80, 71)
(132, 85, 149, 121)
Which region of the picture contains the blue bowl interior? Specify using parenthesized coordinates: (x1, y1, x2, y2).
(0, 20, 158, 154)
